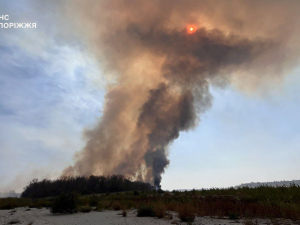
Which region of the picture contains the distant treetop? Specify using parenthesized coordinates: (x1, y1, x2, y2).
(21, 175, 153, 198)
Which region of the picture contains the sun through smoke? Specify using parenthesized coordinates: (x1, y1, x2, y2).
(187, 25, 196, 33)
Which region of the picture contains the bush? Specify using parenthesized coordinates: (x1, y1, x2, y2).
(178, 204, 195, 223)
(96, 202, 104, 212)
(137, 205, 156, 217)
(78, 205, 92, 213)
(133, 191, 140, 196)
(89, 194, 100, 206)
(50, 192, 79, 214)
(112, 201, 121, 210)
(96, 200, 110, 211)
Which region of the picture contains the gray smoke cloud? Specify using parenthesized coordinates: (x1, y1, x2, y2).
(61, 0, 300, 188)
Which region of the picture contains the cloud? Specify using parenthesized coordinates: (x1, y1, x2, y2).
(0, 9, 104, 191)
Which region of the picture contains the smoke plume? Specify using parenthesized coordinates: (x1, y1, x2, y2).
(62, 0, 300, 188)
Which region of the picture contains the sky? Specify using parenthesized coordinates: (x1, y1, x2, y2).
(0, 1, 299, 192)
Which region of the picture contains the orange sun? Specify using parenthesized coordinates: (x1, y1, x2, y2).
(187, 25, 197, 34)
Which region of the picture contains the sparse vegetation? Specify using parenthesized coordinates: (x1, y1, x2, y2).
(1, 184, 300, 220)
(0, 197, 51, 209)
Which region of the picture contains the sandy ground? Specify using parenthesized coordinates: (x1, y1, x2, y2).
(0, 208, 298, 225)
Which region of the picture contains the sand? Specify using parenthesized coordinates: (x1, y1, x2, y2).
(0, 208, 298, 225)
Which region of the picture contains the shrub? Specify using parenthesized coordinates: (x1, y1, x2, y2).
(137, 205, 156, 217)
(78, 205, 92, 213)
(89, 194, 100, 206)
(178, 204, 195, 223)
(96, 200, 110, 211)
(154, 203, 166, 218)
(228, 211, 240, 220)
(122, 209, 127, 217)
(50, 192, 79, 214)
(112, 201, 121, 210)
(133, 191, 140, 196)
(96, 202, 104, 212)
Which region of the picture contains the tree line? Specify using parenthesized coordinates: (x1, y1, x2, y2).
(21, 175, 153, 198)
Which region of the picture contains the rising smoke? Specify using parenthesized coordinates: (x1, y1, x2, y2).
(62, 0, 300, 188)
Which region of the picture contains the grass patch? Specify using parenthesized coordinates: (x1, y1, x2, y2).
(77, 205, 92, 213)
(153, 202, 166, 218)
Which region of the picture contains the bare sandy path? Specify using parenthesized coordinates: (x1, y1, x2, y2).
(0, 208, 298, 225)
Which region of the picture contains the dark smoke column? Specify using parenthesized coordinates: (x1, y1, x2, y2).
(138, 83, 196, 188)
(125, 25, 273, 187)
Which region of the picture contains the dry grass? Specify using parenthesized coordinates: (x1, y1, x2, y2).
(153, 202, 166, 218)
(177, 204, 196, 223)
(3, 185, 300, 220)
(112, 201, 121, 210)
(77, 205, 92, 213)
